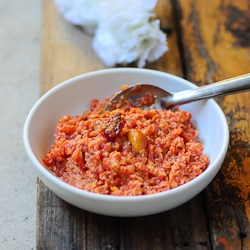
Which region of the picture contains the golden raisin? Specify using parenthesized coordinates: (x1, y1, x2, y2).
(127, 129, 147, 153)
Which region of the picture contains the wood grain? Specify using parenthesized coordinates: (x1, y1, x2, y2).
(40, 0, 105, 95)
(37, 179, 86, 250)
(176, 0, 250, 248)
(176, 0, 250, 83)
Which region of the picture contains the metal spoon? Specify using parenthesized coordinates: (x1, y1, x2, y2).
(104, 73, 250, 111)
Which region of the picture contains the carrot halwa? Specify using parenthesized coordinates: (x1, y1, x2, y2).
(43, 90, 209, 196)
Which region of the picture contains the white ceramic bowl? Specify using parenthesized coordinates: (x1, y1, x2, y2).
(23, 68, 229, 217)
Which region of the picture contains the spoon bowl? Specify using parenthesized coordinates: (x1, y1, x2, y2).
(104, 84, 173, 111)
(104, 73, 250, 112)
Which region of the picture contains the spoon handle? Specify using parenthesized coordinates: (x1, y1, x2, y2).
(162, 73, 250, 108)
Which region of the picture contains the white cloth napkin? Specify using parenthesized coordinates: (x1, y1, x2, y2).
(54, 0, 168, 67)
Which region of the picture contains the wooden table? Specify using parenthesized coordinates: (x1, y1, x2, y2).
(38, 0, 250, 249)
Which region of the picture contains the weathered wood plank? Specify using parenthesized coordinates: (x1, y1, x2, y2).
(84, 212, 120, 249)
(37, 179, 86, 250)
(175, 0, 250, 84)
(149, 0, 184, 76)
(40, 0, 105, 95)
(175, 0, 250, 248)
(37, 0, 245, 248)
(120, 194, 210, 250)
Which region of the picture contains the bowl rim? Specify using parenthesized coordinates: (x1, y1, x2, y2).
(23, 68, 229, 202)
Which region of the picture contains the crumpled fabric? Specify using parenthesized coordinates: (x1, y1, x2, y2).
(54, 0, 102, 34)
(92, 0, 168, 67)
(54, 0, 168, 67)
